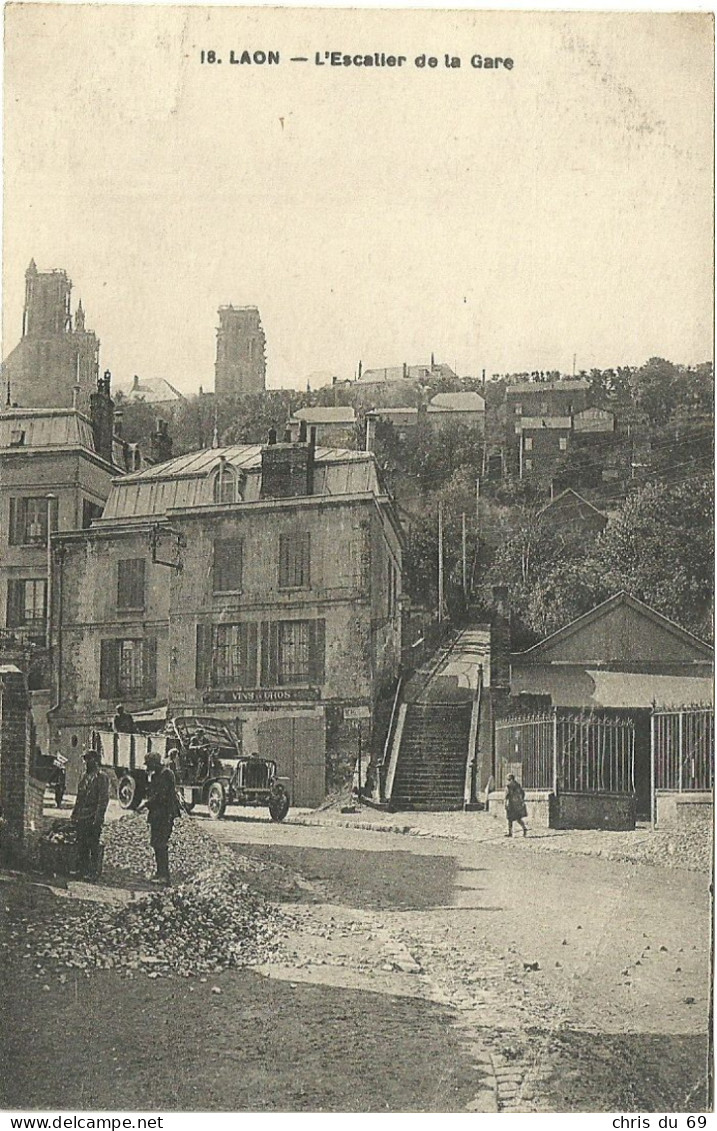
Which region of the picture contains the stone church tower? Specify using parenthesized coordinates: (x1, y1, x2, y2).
(215, 305, 266, 397)
(1, 260, 99, 411)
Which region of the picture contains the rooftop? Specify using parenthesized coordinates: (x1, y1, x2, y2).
(115, 376, 185, 404)
(291, 406, 356, 425)
(100, 444, 382, 522)
(0, 406, 125, 467)
(428, 391, 486, 412)
(506, 378, 590, 395)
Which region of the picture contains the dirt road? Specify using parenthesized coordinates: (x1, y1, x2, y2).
(206, 811, 712, 1111)
(1, 810, 711, 1112)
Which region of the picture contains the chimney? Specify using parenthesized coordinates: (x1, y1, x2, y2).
(307, 426, 317, 495)
(403, 362, 408, 379)
(132, 375, 140, 391)
(357, 360, 362, 380)
(431, 352, 436, 369)
(150, 418, 173, 464)
(90, 370, 115, 465)
(260, 433, 313, 499)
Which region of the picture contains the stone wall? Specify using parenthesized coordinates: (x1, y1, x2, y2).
(0, 664, 44, 861)
(551, 790, 636, 831)
(655, 791, 713, 831)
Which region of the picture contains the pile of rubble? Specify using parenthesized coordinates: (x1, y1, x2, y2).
(102, 811, 235, 880)
(30, 815, 285, 978)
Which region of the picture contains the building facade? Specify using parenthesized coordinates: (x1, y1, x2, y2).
(215, 306, 266, 397)
(1, 261, 100, 412)
(50, 437, 403, 804)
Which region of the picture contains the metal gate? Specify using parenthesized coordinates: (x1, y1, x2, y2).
(651, 707, 714, 794)
(495, 711, 635, 794)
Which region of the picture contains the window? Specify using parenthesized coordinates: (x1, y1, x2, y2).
(195, 622, 258, 689)
(117, 559, 146, 610)
(99, 638, 157, 700)
(9, 429, 25, 447)
(387, 558, 399, 620)
(524, 458, 533, 472)
(524, 437, 533, 452)
(279, 533, 311, 589)
(82, 499, 104, 529)
(6, 579, 46, 630)
(514, 403, 522, 415)
(8, 497, 57, 546)
(212, 465, 242, 504)
(213, 624, 247, 686)
(257, 619, 325, 687)
(278, 620, 310, 684)
(213, 538, 243, 592)
(559, 437, 568, 452)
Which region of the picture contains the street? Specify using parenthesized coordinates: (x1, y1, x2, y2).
(1, 808, 711, 1113)
(199, 811, 712, 1111)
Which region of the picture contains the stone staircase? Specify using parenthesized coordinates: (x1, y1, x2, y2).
(390, 700, 472, 811)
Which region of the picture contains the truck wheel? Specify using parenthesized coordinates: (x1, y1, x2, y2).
(118, 773, 143, 810)
(269, 791, 290, 822)
(207, 781, 227, 820)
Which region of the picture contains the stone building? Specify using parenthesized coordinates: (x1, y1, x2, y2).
(215, 306, 266, 397)
(49, 433, 404, 804)
(1, 261, 100, 412)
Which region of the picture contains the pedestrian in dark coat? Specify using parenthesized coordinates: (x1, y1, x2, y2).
(144, 751, 180, 885)
(505, 774, 528, 838)
(71, 750, 110, 877)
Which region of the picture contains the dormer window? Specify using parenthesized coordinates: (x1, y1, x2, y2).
(211, 462, 242, 504)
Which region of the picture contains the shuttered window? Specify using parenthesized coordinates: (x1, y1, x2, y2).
(6, 579, 46, 628)
(213, 539, 243, 593)
(278, 533, 310, 589)
(99, 638, 157, 699)
(8, 497, 58, 545)
(195, 622, 258, 689)
(264, 619, 325, 687)
(117, 559, 146, 610)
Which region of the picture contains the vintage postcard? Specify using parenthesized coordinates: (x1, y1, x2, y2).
(0, 3, 713, 1119)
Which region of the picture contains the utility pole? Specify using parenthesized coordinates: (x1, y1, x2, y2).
(437, 501, 444, 623)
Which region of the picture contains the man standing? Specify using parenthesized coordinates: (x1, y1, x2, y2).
(144, 750, 180, 885)
(71, 750, 110, 878)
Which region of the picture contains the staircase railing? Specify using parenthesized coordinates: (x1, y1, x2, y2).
(463, 666, 483, 808)
(384, 703, 408, 805)
(378, 675, 403, 801)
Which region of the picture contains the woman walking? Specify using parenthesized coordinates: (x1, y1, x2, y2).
(505, 774, 528, 837)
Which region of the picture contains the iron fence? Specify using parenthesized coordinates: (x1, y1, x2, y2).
(557, 713, 634, 794)
(495, 716, 554, 790)
(652, 708, 714, 792)
(495, 711, 635, 794)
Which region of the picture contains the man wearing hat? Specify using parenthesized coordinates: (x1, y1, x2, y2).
(71, 749, 110, 879)
(144, 750, 181, 885)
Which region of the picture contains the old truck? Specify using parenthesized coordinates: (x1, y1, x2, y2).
(91, 715, 291, 821)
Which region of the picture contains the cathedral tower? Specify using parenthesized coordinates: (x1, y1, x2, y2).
(2, 261, 100, 410)
(215, 306, 266, 397)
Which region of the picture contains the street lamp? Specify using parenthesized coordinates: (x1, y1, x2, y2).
(45, 495, 57, 650)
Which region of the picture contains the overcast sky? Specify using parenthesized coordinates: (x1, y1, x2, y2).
(2, 6, 713, 393)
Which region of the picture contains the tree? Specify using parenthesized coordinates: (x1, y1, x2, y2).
(591, 476, 714, 637)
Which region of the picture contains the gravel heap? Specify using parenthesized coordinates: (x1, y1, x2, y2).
(102, 811, 235, 880)
(31, 815, 285, 978)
